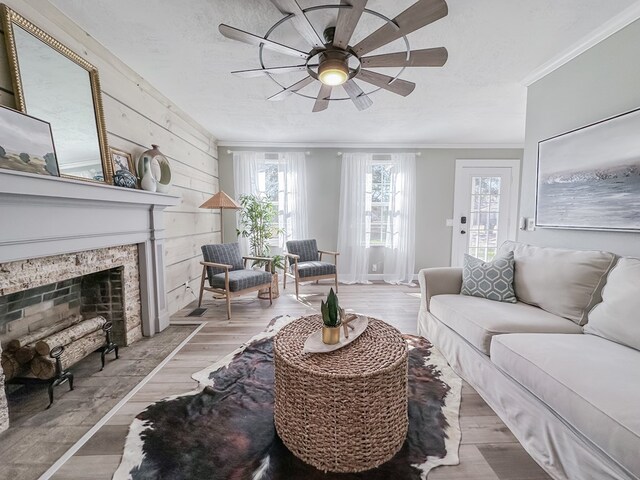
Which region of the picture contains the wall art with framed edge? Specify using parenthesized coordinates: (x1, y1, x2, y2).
(0, 104, 59, 177)
(536, 106, 640, 232)
(109, 147, 138, 189)
(0, 4, 113, 184)
(110, 147, 135, 174)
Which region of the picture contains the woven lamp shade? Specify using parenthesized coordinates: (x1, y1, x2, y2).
(200, 191, 241, 210)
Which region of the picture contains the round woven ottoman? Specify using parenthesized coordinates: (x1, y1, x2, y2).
(273, 315, 408, 473)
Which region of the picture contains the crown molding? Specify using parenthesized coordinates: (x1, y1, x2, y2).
(522, 1, 640, 87)
(217, 141, 524, 150)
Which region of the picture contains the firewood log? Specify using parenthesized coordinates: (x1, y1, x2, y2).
(30, 329, 106, 380)
(34, 316, 106, 356)
(7, 314, 83, 351)
(1, 351, 20, 381)
(14, 345, 36, 365)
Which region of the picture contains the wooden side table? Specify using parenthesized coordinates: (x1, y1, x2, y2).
(274, 315, 408, 473)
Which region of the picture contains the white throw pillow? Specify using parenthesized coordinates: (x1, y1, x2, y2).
(585, 257, 640, 351)
(499, 241, 616, 325)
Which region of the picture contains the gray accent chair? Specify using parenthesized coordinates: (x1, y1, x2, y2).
(283, 239, 339, 299)
(199, 243, 273, 319)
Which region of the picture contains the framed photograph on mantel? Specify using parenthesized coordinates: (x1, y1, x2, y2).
(0, 105, 59, 177)
(536, 107, 640, 232)
(109, 147, 135, 175)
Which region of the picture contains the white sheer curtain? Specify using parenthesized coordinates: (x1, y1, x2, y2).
(233, 151, 258, 255)
(337, 153, 372, 284)
(337, 152, 416, 285)
(283, 152, 308, 241)
(383, 153, 416, 285)
(233, 151, 308, 255)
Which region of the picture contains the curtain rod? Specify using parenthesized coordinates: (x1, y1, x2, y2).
(226, 150, 311, 155)
(336, 152, 422, 156)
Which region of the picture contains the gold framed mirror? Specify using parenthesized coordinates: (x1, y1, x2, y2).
(0, 4, 112, 183)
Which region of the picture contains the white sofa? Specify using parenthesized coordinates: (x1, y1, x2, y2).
(418, 241, 640, 480)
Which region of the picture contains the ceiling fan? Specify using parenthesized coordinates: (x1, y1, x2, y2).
(219, 0, 449, 112)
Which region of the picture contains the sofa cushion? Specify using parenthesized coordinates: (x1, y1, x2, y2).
(209, 269, 272, 292)
(491, 333, 640, 475)
(585, 257, 640, 351)
(430, 294, 582, 355)
(461, 251, 516, 303)
(499, 241, 616, 325)
(295, 261, 336, 278)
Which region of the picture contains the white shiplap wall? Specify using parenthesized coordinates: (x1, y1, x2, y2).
(0, 0, 220, 316)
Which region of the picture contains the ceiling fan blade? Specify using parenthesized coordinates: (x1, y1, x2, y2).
(361, 47, 448, 68)
(219, 24, 308, 59)
(356, 70, 415, 97)
(343, 80, 373, 111)
(352, 0, 448, 56)
(268, 76, 315, 101)
(313, 84, 333, 112)
(232, 64, 317, 78)
(270, 0, 325, 48)
(333, 0, 368, 50)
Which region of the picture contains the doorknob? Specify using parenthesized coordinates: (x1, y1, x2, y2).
(460, 230, 466, 234)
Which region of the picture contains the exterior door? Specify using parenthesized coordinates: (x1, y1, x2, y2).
(451, 160, 520, 267)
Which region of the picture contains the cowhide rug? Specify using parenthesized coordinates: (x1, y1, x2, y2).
(114, 316, 462, 480)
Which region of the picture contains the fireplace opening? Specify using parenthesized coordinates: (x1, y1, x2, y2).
(0, 267, 127, 348)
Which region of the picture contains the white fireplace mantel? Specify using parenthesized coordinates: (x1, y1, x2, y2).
(0, 169, 180, 337)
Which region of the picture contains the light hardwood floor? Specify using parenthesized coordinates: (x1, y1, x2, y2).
(45, 282, 550, 479)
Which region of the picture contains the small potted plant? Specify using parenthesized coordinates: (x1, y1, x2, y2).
(321, 288, 342, 345)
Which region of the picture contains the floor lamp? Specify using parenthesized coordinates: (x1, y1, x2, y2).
(199, 191, 241, 242)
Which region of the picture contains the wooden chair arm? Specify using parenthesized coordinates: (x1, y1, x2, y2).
(200, 261, 232, 270)
(284, 253, 300, 260)
(318, 250, 339, 256)
(243, 256, 272, 270)
(243, 256, 272, 262)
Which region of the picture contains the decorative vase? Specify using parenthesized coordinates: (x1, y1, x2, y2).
(138, 144, 171, 193)
(140, 157, 157, 192)
(322, 324, 341, 345)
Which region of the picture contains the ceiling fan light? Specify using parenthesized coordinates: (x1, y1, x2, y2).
(318, 58, 349, 86)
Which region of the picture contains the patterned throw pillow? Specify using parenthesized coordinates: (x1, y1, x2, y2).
(461, 251, 516, 303)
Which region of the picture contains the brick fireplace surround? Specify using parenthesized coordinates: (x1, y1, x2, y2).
(0, 246, 142, 347)
(0, 169, 179, 432)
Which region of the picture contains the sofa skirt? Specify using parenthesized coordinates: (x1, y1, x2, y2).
(418, 307, 638, 480)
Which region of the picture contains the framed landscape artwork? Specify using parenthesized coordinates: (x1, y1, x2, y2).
(536, 107, 640, 231)
(0, 105, 59, 176)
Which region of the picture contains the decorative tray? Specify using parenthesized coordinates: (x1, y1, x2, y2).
(302, 315, 369, 354)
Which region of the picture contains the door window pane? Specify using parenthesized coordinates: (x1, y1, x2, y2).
(468, 176, 502, 262)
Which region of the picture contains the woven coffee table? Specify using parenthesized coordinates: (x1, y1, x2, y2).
(273, 314, 408, 473)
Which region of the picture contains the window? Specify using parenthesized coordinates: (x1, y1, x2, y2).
(337, 152, 416, 284)
(234, 151, 308, 250)
(468, 176, 501, 261)
(256, 158, 284, 244)
(367, 162, 395, 246)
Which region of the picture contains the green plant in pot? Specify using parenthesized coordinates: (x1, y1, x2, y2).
(236, 194, 284, 298)
(321, 288, 342, 345)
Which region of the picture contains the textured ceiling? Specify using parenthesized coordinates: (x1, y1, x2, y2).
(50, 0, 637, 145)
